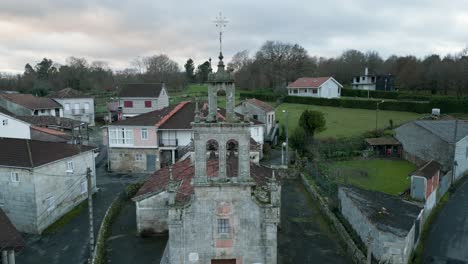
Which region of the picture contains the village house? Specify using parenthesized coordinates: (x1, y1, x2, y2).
(0, 93, 63, 117)
(0, 138, 97, 234)
(117, 83, 169, 118)
(132, 53, 280, 264)
(339, 186, 423, 264)
(235, 98, 278, 144)
(352, 67, 395, 91)
(49, 87, 95, 126)
(287, 76, 342, 98)
(395, 120, 468, 181)
(0, 107, 71, 143)
(0, 208, 24, 264)
(410, 160, 441, 205)
(104, 101, 265, 173)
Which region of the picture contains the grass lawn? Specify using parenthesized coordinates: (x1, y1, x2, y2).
(170, 84, 244, 107)
(330, 159, 416, 195)
(276, 103, 423, 138)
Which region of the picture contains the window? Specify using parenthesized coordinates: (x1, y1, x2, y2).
(66, 161, 74, 172)
(144, 101, 152, 108)
(84, 102, 90, 111)
(64, 103, 70, 111)
(2, 119, 7, 126)
(312, 89, 318, 94)
(123, 101, 133, 108)
(10, 172, 19, 182)
(135, 153, 143, 161)
(217, 219, 230, 234)
(46, 196, 55, 212)
(293, 89, 298, 94)
(80, 181, 87, 194)
(34, 110, 38, 115)
(41, 109, 45, 114)
(109, 128, 134, 145)
(253, 115, 258, 120)
(141, 128, 148, 140)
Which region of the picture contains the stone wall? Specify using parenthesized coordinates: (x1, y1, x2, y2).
(109, 148, 160, 173)
(135, 192, 170, 234)
(167, 185, 279, 264)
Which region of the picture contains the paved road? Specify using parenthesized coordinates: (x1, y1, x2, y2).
(423, 178, 468, 264)
(278, 179, 349, 264)
(16, 153, 150, 264)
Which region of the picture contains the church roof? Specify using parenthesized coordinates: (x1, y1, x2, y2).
(133, 157, 276, 203)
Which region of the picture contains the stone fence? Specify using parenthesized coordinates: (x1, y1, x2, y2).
(299, 173, 367, 264)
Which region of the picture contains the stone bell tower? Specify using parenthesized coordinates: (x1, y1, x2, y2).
(192, 51, 252, 185)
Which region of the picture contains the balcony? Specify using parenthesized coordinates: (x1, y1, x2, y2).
(72, 109, 86, 115)
(159, 138, 178, 147)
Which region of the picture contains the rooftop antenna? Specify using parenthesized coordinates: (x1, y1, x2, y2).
(214, 12, 228, 56)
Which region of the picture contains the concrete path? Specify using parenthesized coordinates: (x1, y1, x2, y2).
(422, 178, 468, 264)
(278, 179, 349, 263)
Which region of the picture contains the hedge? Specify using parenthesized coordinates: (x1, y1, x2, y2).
(341, 88, 462, 102)
(284, 96, 468, 114)
(239, 92, 282, 102)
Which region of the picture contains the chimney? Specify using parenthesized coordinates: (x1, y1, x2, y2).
(365, 67, 369, 76)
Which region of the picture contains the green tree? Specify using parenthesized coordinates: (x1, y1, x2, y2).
(298, 110, 326, 143)
(184, 58, 195, 83)
(196, 61, 211, 83)
(290, 127, 306, 155)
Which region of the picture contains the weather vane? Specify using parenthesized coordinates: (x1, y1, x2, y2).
(214, 12, 228, 55)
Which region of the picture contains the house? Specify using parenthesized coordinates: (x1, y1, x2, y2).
(339, 186, 422, 264)
(410, 160, 441, 202)
(117, 83, 169, 118)
(0, 107, 73, 143)
(104, 101, 265, 173)
(352, 67, 395, 91)
(287, 77, 342, 98)
(0, 138, 97, 234)
(0, 93, 63, 117)
(395, 120, 468, 181)
(365, 137, 402, 157)
(49, 88, 95, 126)
(132, 53, 280, 264)
(0, 208, 25, 264)
(235, 98, 278, 144)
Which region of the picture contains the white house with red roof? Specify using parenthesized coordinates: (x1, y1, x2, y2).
(235, 98, 278, 144)
(287, 76, 343, 98)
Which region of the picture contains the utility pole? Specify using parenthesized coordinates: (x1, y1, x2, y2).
(282, 110, 289, 165)
(86, 167, 94, 263)
(367, 233, 373, 264)
(452, 120, 459, 183)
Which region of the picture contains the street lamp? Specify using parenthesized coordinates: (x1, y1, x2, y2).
(282, 110, 289, 165)
(375, 100, 385, 131)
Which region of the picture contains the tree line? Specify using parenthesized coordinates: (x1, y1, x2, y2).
(0, 40, 467, 96)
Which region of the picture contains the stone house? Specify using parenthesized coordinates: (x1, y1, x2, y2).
(117, 83, 169, 118)
(395, 120, 468, 181)
(0, 93, 63, 117)
(410, 160, 441, 202)
(287, 76, 342, 98)
(235, 98, 278, 144)
(0, 208, 25, 264)
(49, 88, 95, 126)
(0, 138, 97, 234)
(132, 53, 281, 264)
(339, 186, 422, 264)
(352, 67, 395, 91)
(104, 101, 265, 173)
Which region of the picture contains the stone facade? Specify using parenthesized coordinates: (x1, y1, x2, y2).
(0, 150, 96, 234)
(108, 147, 160, 173)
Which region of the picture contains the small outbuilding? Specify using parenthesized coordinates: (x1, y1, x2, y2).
(410, 160, 441, 202)
(365, 137, 402, 157)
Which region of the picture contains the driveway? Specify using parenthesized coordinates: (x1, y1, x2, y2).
(423, 178, 468, 263)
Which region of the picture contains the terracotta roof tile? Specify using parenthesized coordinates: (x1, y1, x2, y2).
(0, 208, 24, 251)
(0, 93, 61, 110)
(287, 77, 332, 88)
(246, 98, 275, 112)
(134, 157, 275, 203)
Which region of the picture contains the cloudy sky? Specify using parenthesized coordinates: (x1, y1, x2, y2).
(1, 0, 467, 73)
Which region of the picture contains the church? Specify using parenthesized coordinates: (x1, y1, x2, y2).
(132, 50, 281, 264)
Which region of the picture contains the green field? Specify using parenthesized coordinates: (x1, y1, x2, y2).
(330, 159, 416, 195)
(170, 84, 245, 107)
(276, 103, 423, 138)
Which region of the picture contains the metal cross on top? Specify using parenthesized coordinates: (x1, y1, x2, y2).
(214, 12, 228, 54)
